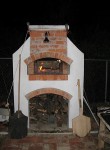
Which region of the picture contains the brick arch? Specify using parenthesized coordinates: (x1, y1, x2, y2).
(24, 51, 73, 65)
(25, 88, 72, 100)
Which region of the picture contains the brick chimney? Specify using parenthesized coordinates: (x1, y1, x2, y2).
(25, 25, 73, 80)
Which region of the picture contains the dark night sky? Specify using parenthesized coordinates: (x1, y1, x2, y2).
(0, 1, 110, 58)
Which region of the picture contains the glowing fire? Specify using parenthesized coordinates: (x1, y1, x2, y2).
(39, 66, 45, 72)
(39, 66, 43, 71)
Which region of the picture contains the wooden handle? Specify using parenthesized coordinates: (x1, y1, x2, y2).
(77, 79, 83, 114)
(18, 54, 21, 118)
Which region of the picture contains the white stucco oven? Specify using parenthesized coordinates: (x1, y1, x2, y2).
(13, 25, 84, 129)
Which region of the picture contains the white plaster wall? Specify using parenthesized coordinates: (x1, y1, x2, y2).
(13, 37, 84, 128)
(67, 38, 84, 128)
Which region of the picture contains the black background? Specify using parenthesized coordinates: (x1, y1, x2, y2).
(0, 1, 110, 58)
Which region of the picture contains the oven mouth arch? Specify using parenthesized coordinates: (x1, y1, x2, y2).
(25, 88, 72, 100)
(24, 51, 73, 65)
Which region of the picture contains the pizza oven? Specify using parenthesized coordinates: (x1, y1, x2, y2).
(13, 25, 84, 132)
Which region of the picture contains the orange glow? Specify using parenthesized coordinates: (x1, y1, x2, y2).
(39, 66, 46, 72)
(39, 66, 43, 71)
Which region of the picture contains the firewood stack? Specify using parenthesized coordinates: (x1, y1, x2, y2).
(29, 94, 68, 127)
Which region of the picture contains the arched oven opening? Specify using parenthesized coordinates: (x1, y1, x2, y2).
(29, 94, 69, 132)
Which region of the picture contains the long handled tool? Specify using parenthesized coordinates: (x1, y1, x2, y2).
(72, 79, 91, 137)
(18, 54, 21, 118)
